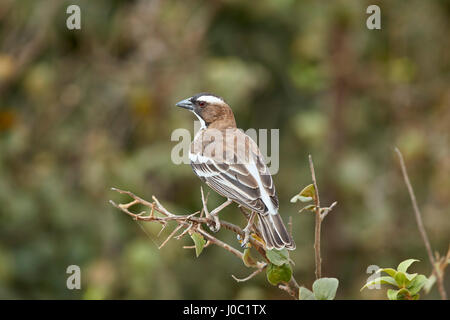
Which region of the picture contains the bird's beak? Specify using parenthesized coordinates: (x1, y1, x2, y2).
(175, 98, 194, 111)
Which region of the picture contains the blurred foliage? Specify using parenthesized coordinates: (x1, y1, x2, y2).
(0, 0, 449, 299)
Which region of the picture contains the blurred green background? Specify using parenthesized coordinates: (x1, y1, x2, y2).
(0, 0, 449, 299)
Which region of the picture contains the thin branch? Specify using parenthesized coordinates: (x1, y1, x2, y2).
(321, 201, 338, 220)
(289, 276, 301, 292)
(196, 227, 248, 262)
(232, 263, 267, 282)
(395, 148, 447, 300)
(110, 186, 299, 298)
(309, 155, 322, 279)
(157, 223, 167, 237)
(111, 187, 154, 208)
(175, 223, 194, 240)
(159, 224, 183, 249)
(278, 282, 298, 299)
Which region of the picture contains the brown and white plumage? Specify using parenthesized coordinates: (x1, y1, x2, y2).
(176, 93, 295, 250)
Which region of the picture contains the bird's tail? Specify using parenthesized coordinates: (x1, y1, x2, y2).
(258, 213, 296, 250)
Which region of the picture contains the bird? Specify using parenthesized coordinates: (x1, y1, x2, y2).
(176, 93, 295, 251)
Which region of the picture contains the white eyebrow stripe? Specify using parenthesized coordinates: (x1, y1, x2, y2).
(197, 95, 224, 104)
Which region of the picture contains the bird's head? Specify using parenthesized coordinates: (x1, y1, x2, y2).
(176, 93, 236, 129)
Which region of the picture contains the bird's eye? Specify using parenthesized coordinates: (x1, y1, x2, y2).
(198, 101, 206, 107)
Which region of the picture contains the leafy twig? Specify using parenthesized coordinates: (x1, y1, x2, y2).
(291, 156, 337, 283)
(309, 155, 323, 279)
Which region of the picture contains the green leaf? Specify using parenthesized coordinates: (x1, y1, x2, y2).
(190, 232, 206, 257)
(242, 248, 258, 267)
(266, 263, 292, 286)
(291, 184, 316, 203)
(411, 294, 420, 300)
(407, 274, 427, 295)
(312, 277, 339, 300)
(290, 194, 313, 203)
(266, 248, 290, 266)
(397, 259, 419, 273)
(377, 268, 397, 278)
(299, 184, 316, 201)
(299, 287, 316, 300)
(405, 273, 418, 281)
(360, 276, 398, 291)
(298, 196, 313, 202)
(387, 289, 399, 300)
(298, 204, 316, 213)
(423, 274, 436, 294)
(394, 272, 408, 287)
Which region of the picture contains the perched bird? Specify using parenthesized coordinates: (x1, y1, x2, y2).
(176, 93, 295, 250)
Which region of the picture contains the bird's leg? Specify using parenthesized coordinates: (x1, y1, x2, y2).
(238, 205, 262, 235)
(240, 211, 256, 248)
(203, 198, 232, 233)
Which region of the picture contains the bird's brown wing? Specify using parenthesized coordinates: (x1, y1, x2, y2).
(190, 129, 277, 214)
(190, 129, 295, 250)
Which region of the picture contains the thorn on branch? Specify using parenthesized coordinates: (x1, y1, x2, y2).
(175, 223, 194, 240)
(159, 224, 183, 250)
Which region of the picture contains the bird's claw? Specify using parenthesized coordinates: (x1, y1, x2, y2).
(241, 235, 250, 248)
(240, 239, 251, 249)
(239, 227, 252, 248)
